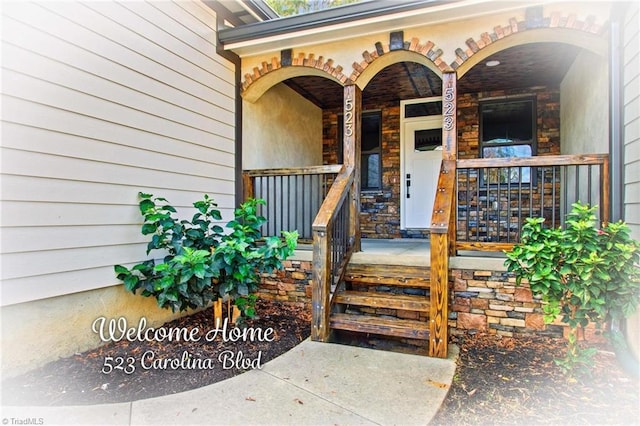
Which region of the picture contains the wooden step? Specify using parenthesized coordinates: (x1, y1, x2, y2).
(344, 264, 430, 287)
(330, 313, 430, 340)
(334, 290, 430, 312)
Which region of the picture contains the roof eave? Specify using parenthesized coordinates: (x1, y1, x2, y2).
(219, 0, 454, 45)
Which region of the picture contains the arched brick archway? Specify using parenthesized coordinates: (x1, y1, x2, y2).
(241, 36, 447, 102)
(452, 20, 607, 77)
(354, 48, 445, 91)
(241, 61, 345, 103)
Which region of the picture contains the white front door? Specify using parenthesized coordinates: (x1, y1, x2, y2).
(402, 117, 442, 229)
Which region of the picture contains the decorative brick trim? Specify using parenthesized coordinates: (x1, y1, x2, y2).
(241, 34, 448, 94)
(450, 11, 604, 70)
(241, 53, 349, 92)
(348, 36, 448, 81)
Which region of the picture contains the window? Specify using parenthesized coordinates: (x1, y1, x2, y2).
(338, 111, 382, 191)
(480, 98, 536, 184)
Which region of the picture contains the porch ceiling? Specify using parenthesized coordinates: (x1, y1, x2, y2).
(283, 42, 581, 110)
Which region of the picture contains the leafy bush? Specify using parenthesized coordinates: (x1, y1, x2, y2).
(505, 202, 640, 373)
(115, 193, 298, 316)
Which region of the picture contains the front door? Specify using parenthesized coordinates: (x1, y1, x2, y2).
(401, 116, 442, 230)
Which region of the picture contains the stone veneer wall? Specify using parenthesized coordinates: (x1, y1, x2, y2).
(457, 86, 561, 159)
(457, 87, 561, 242)
(322, 101, 427, 239)
(322, 86, 560, 240)
(258, 259, 606, 343)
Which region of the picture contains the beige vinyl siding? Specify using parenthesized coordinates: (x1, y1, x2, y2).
(1, 1, 236, 306)
(624, 2, 640, 238)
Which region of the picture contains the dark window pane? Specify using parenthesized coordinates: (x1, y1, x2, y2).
(481, 100, 533, 143)
(405, 101, 442, 118)
(362, 153, 380, 190)
(415, 129, 441, 151)
(362, 113, 381, 152)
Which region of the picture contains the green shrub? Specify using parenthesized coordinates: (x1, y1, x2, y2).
(115, 193, 298, 316)
(505, 202, 640, 374)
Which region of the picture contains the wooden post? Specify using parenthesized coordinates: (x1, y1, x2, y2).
(429, 232, 449, 358)
(311, 227, 332, 341)
(343, 83, 361, 251)
(429, 160, 455, 358)
(243, 172, 254, 201)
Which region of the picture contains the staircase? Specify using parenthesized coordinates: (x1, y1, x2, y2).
(329, 262, 431, 344)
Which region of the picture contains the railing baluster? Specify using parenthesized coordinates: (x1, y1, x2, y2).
(451, 154, 609, 251)
(540, 168, 545, 220)
(575, 165, 580, 206)
(507, 167, 511, 243)
(476, 168, 480, 242)
(518, 167, 522, 240)
(588, 164, 593, 207)
(465, 169, 470, 242)
(552, 166, 557, 227)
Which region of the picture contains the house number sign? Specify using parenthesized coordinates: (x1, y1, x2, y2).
(344, 96, 354, 137)
(442, 74, 456, 157)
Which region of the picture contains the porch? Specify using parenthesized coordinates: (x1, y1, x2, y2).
(246, 150, 610, 359)
(237, 11, 614, 358)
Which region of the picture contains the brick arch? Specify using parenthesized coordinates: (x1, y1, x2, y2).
(241, 54, 347, 103)
(241, 36, 449, 101)
(452, 13, 607, 77)
(351, 38, 449, 90)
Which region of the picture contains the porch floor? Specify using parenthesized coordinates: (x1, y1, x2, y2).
(292, 238, 508, 271)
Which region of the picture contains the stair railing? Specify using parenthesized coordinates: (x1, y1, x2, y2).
(311, 165, 356, 341)
(429, 159, 456, 358)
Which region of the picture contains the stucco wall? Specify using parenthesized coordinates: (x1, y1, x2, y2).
(1, 286, 188, 378)
(243, 83, 322, 169)
(560, 49, 609, 155)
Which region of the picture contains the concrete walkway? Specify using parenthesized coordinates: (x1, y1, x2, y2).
(2, 340, 458, 426)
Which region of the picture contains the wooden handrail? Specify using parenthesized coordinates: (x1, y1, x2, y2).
(430, 160, 457, 234)
(457, 153, 609, 168)
(312, 166, 353, 231)
(243, 164, 342, 177)
(428, 159, 456, 358)
(311, 165, 355, 342)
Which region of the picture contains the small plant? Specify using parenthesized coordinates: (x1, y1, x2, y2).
(115, 193, 298, 318)
(505, 202, 640, 374)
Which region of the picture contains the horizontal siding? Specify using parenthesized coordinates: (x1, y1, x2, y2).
(0, 1, 236, 305)
(623, 1, 640, 239)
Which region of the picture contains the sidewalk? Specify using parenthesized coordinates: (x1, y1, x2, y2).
(2, 340, 458, 425)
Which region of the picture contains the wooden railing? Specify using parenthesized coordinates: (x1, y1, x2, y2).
(311, 166, 356, 341)
(429, 160, 456, 358)
(455, 154, 610, 252)
(243, 165, 342, 240)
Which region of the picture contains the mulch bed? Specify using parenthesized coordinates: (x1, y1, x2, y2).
(2, 299, 311, 406)
(3, 301, 639, 426)
(431, 333, 640, 425)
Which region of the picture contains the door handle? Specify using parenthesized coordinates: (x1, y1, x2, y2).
(406, 174, 411, 198)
